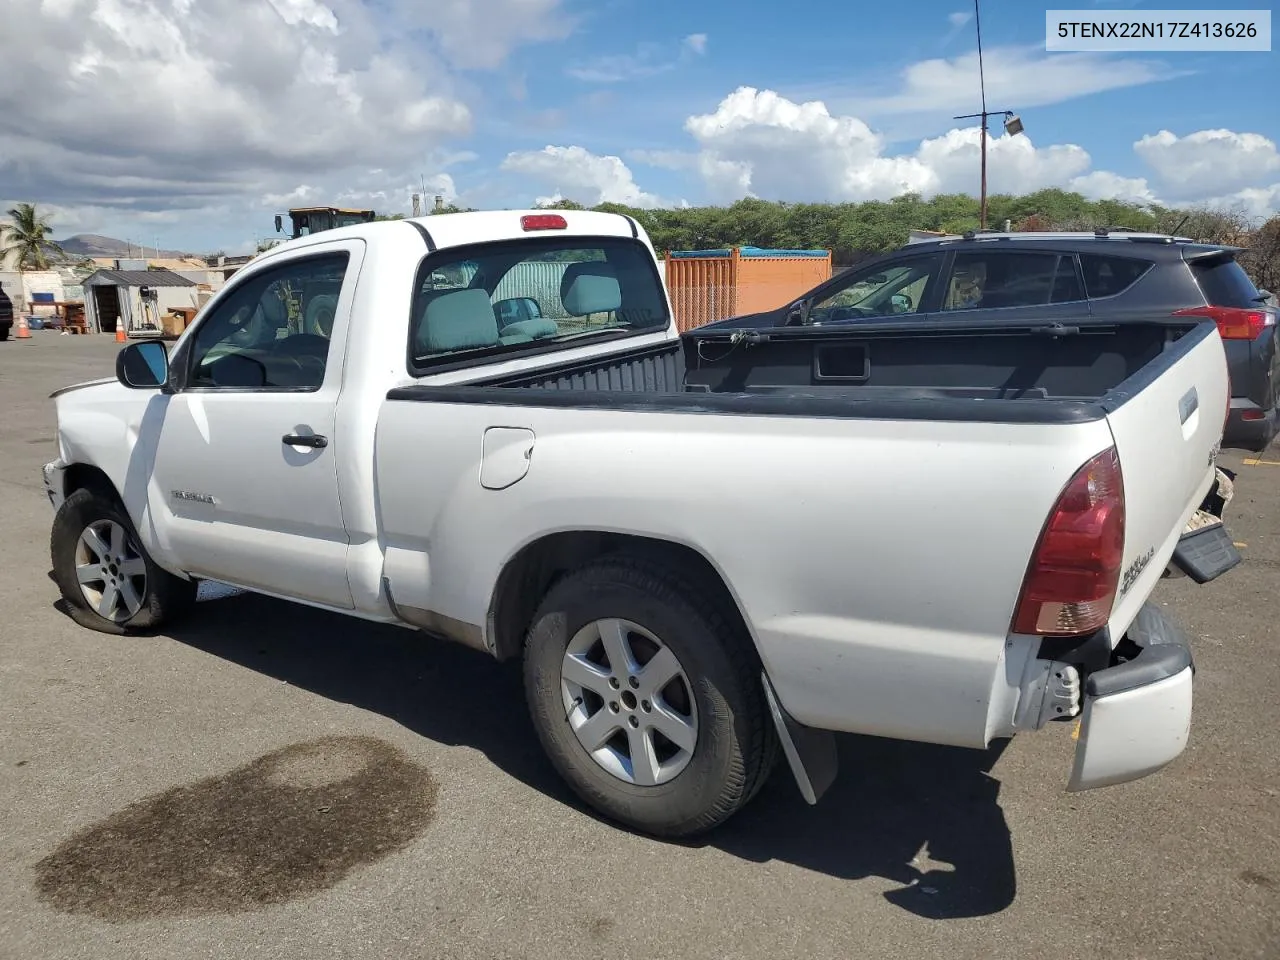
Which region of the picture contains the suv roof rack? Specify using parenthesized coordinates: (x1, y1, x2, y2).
(922, 230, 1198, 246)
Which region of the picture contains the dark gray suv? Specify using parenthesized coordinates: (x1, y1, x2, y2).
(709, 231, 1279, 451)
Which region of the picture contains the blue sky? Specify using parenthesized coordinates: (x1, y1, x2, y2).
(2, 0, 1277, 252)
(482, 0, 1277, 208)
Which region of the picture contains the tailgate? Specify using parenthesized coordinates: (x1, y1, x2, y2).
(1103, 321, 1230, 639)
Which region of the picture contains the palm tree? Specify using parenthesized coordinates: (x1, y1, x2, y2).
(1, 202, 66, 271)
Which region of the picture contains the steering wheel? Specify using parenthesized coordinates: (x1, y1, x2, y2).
(825, 305, 876, 322)
(273, 333, 330, 361)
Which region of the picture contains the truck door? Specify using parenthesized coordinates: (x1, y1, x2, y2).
(147, 240, 364, 608)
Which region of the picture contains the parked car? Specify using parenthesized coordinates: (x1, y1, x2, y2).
(44, 211, 1240, 838)
(0, 281, 14, 340)
(706, 231, 1280, 452)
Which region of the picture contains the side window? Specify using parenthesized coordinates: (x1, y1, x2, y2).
(807, 255, 943, 323)
(942, 251, 1084, 311)
(187, 253, 349, 390)
(1079, 254, 1154, 299)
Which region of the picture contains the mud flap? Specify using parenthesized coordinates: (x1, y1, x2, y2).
(761, 672, 838, 805)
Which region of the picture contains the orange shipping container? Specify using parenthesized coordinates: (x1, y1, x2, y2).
(663, 246, 831, 332)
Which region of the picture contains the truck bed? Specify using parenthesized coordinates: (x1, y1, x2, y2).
(373, 314, 1227, 750)
(397, 319, 1208, 428)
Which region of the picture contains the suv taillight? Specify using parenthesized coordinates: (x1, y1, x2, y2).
(1173, 305, 1273, 340)
(1012, 447, 1126, 637)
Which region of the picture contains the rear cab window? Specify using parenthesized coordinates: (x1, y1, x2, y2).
(407, 236, 669, 373)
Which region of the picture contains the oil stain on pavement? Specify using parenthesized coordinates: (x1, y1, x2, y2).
(34, 736, 437, 921)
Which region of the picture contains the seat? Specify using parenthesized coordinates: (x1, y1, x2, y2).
(561, 262, 622, 317)
(415, 288, 501, 355)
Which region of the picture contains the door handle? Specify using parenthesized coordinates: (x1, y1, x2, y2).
(282, 434, 328, 449)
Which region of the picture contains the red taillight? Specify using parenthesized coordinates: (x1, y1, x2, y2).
(1173, 305, 1271, 340)
(1012, 447, 1126, 637)
(521, 214, 568, 231)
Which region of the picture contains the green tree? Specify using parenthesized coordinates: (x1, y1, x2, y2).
(1, 202, 65, 270)
(1241, 215, 1280, 293)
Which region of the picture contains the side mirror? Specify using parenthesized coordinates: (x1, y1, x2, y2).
(274, 214, 283, 234)
(116, 340, 169, 389)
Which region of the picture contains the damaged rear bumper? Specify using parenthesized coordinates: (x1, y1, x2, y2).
(1066, 603, 1194, 791)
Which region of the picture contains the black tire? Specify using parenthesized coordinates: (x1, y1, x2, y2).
(523, 555, 778, 838)
(50, 487, 197, 635)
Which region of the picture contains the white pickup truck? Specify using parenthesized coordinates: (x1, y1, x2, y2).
(44, 210, 1243, 837)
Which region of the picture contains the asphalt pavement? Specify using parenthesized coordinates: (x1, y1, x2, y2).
(1, 332, 1277, 960)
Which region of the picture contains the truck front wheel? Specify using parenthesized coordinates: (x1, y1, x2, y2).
(522, 555, 777, 838)
(50, 487, 197, 635)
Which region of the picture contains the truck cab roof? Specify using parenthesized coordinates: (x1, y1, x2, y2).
(262, 209, 647, 262)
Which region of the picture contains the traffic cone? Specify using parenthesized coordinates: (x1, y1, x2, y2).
(115, 323, 126, 343)
(15, 316, 30, 339)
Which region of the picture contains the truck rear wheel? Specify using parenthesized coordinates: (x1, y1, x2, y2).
(522, 555, 777, 837)
(50, 487, 197, 635)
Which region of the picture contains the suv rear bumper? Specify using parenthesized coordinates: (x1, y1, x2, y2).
(1224, 399, 1277, 452)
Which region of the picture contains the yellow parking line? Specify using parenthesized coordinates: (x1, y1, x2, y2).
(1234, 542, 1248, 548)
(1242, 457, 1280, 466)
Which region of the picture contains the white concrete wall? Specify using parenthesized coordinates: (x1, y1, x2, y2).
(0, 270, 66, 317)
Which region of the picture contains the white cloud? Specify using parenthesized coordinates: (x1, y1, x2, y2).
(948, 10, 972, 27)
(844, 45, 1183, 118)
(1134, 129, 1280, 196)
(1067, 171, 1159, 205)
(660, 88, 1280, 219)
(678, 87, 1096, 203)
(265, 0, 339, 32)
(1193, 185, 1280, 223)
(566, 33, 709, 83)
(383, 0, 572, 71)
(500, 145, 671, 208)
(0, 0, 565, 249)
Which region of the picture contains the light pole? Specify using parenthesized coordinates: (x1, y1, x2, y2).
(954, 0, 1025, 231)
(953, 109, 1024, 231)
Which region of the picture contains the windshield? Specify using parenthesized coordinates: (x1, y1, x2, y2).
(408, 236, 669, 370)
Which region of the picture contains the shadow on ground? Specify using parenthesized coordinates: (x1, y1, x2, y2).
(49, 588, 1016, 920)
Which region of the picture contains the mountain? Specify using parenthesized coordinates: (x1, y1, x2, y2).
(55, 234, 195, 259)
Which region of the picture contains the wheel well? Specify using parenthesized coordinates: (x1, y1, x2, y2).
(62, 463, 120, 504)
(488, 532, 749, 662)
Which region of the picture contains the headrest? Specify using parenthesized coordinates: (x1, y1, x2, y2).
(561, 262, 622, 316)
(260, 291, 288, 326)
(416, 288, 499, 354)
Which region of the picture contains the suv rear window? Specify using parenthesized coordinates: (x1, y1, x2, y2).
(407, 236, 670, 371)
(1079, 254, 1153, 299)
(1190, 255, 1262, 308)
